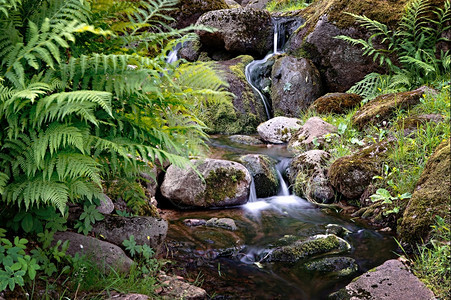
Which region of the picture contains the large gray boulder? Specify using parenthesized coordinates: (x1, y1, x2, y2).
(330, 260, 435, 299)
(257, 116, 302, 144)
(271, 55, 322, 117)
(92, 215, 168, 253)
(287, 15, 384, 92)
(161, 159, 251, 208)
(238, 154, 279, 198)
(159, 272, 208, 300)
(195, 7, 273, 58)
(53, 231, 134, 273)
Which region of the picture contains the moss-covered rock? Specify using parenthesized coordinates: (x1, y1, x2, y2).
(352, 86, 431, 130)
(160, 159, 252, 208)
(309, 93, 362, 114)
(328, 142, 390, 200)
(238, 154, 279, 198)
(200, 55, 266, 134)
(229, 135, 264, 145)
(257, 116, 302, 144)
(267, 234, 351, 262)
(398, 139, 451, 245)
(305, 256, 358, 277)
(288, 150, 334, 203)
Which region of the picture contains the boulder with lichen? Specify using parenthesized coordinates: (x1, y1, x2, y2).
(309, 93, 362, 114)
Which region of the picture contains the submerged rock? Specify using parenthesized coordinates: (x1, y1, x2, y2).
(92, 215, 168, 253)
(257, 116, 302, 144)
(53, 231, 133, 274)
(271, 55, 322, 117)
(196, 7, 273, 57)
(239, 154, 279, 198)
(288, 117, 337, 153)
(267, 234, 351, 262)
(229, 135, 264, 145)
(309, 93, 362, 114)
(328, 142, 390, 200)
(399, 139, 450, 245)
(352, 86, 432, 130)
(325, 224, 351, 237)
(329, 259, 435, 299)
(305, 256, 358, 277)
(161, 158, 251, 208)
(206, 217, 238, 231)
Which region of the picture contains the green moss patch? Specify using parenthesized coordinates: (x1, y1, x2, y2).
(200, 167, 246, 205)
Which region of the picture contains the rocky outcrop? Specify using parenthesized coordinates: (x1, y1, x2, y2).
(309, 93, 362, 114)
(328, 142, 390, 200)
(257, 116, 302, 144)
(329, 259, 435, 299)
(170, 0, 228, 29)
(398, 139, 450, 244)
(288, 150, 334, 203)
(160, 159, 251, 208)
(195, 8, 273, 58)
(271, 55, 322, 117)
(238, 154, 279, 198)
(352, 86, 431, 130)
(288, 117, 337, 153)
(96, 194, 114, 215)
(267, 234, 351, 262)
(92, 215, 168, 253)
(53, 231, 133, 274)
(200, 55, 266, 134)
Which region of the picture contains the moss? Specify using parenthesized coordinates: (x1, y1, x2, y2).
(399, 139, 451, 245)
(310, 93, 362, 114)
(270, 234, 349, 262)
(200, 167, 246, 205)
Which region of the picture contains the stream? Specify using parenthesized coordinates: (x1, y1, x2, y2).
(161, 136, 398, 299)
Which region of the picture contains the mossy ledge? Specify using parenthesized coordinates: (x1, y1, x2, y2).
(199, 167, 246, 205)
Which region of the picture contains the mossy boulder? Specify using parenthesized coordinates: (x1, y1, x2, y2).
(267, 234, 351, 262)
(271, 55, 323, 117)
(195, 7, 273, 58)
(351, 86, 431, 130)
(229, 135, 264, 145)
(170, 0, 229, 29)
(305, 256, 358, 277)
(288, 150, 334, 203)
(398, 139, 451, 245)
(287, 117, 337, 153)
(257, 116, 302, 144)
(309, 93, 362, 114)
(160, 158, 251, 208)
(328, 142, 390, 200)
(200, 55, 266, 134)
(238, 154, 279, 198)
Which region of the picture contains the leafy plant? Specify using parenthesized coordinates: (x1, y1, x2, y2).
(74, 204, 105, 235)
(338, 0, 451, 95)
(266, 0, 311, 12)
(0, 0, 230, 216)
(370, 188, 412, 215)
(123, 235, 159, 275)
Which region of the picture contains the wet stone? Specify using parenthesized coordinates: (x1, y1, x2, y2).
(184, 219, 207, 227)
(206, 217, 238, 231)
(305, 256, 358, 277)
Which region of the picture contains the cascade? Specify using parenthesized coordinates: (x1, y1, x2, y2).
(166, 43, 182, 64)
(244, 18, 288, 119)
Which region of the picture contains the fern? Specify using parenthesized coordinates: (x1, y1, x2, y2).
(340, 0, 451, 96)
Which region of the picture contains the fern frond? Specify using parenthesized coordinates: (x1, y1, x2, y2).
(0, 171, 8, 194)
(0, 0, 21, 18)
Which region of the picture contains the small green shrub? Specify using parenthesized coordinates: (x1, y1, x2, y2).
(266, 0, 311, 12)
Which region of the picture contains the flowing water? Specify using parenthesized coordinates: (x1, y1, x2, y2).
(162, 136, 398, 299)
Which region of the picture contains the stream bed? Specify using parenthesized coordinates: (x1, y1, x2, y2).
(161, 136, 398, 299)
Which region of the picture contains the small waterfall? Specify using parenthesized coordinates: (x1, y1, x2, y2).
(244, 18, 288, 120)
(248, 178, 258, 202)
(166, 43, 182, 64)
(276, 159, 290, 196)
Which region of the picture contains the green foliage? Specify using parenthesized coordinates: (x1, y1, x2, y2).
(6, 206, 67, 234)
(338, 0, 451, 95)
(413, 216, 451, 298)
(74, 204, 104, 235)
(266, 0, 311, 12)
(0, 0, 230, 215)
(123, 235, 159, 275)
(369, 188, 411, 215)
(0, 236, 40, 292)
